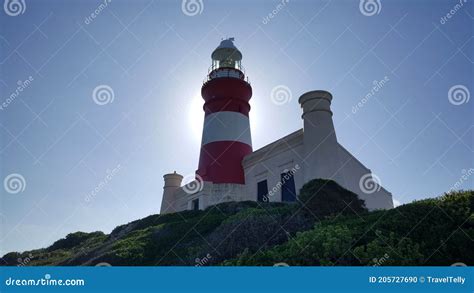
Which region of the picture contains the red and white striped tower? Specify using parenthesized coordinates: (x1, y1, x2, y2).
(196, 38, 252, 184)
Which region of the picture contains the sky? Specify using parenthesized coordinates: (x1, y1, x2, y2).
(0, 0, 473, 255)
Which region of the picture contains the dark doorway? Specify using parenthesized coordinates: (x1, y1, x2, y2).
(281, 172, 296, 202)
(192, 198, 199, 211)
(257, 180, 269, 202)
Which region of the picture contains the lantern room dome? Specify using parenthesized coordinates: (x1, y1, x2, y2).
(211, 37, 242, 64)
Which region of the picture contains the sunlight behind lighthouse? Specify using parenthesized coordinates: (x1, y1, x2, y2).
(188, 93, 204, 144)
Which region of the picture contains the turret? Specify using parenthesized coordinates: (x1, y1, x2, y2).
(160, 171, 183, 214)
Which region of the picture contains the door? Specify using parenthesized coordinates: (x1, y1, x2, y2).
(192, 198, 199, 211)
(281, 172, 296, 202)
(257, 180, 269, 202)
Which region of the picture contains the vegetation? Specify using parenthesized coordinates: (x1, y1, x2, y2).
(298, 179, 368, 218)
(2, 180, 472, 266)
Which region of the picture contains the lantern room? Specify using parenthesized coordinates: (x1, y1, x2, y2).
(208, 38, 246, 81)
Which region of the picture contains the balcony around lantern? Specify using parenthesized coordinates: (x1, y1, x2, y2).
(204, 61, 250, 84)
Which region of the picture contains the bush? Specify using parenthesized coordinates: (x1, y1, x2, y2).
(298, 179, 367, 219)
(226, 190, 473, 266)
(352, 231, 424, 265)
(225, 223, 354, 266)
(199, 205, 313, 265)
(47, 231, 105, 251)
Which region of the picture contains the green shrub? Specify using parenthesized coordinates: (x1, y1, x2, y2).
(225, 191, 473, 266)
(298, 179, 367, 219)
(352, 231, 424, 265)
(48, 231, 105, 251)
(225, 223, 354, 266)
(199, 205, 313, 265)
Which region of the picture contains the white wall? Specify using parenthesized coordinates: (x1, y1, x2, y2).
(171, 182, 248, 211)
(243, 130, 305, 203)
(337, 144, 393, 210)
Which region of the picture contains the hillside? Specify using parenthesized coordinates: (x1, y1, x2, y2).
(2, 180, 473, 266)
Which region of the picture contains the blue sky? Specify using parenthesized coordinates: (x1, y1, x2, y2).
(1, 0, 473, 255)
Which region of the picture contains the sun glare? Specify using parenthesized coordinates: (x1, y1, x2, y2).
(188, 94, 204, 144)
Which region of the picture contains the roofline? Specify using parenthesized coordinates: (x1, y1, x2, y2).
(243, 129, 303, 167)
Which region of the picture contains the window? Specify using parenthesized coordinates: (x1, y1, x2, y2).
(257, 180, 269, 202)
(192, 198, 199, 211)
(281, 172, 297, 202)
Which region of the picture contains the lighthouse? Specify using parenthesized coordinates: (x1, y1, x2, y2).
(196, 38, 253, 184)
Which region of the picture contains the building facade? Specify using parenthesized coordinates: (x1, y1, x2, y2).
(160, 39, 393, 214)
